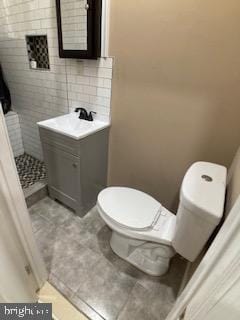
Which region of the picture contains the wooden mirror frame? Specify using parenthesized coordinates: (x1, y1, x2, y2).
(56, 0, 102, 59)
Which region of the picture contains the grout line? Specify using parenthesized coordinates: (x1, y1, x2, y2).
(38, 282, 87, 320)
(115, 282, 137, 320)
(64, 59, 71, 113)
(71, 291, 106, 320)
(49, 272, 106, 320)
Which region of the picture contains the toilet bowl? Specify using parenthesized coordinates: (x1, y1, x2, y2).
(97, 162, 227, 276)
(97, 187, 176, 275)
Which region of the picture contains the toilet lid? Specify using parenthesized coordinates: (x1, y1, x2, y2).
(97, 187, 161, 230)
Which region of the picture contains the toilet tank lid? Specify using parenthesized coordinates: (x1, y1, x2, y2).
(180, 162, 227, 225)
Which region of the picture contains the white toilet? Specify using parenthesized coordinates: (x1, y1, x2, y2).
(97, 162, 227, 276)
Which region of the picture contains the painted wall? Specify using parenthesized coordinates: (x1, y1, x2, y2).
(108, 0, 240, 210)
(0, 0, 112, 160)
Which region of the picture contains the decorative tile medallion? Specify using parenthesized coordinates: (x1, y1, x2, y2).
(26, 35, 50, 70)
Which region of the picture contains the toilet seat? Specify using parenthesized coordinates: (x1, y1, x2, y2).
(97, 187, 176, 246)
(97, 187, 161, 231)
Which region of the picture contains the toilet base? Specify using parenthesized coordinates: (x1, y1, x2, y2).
(110, 231, 175, 276)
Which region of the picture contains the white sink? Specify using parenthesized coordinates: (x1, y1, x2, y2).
(37, 113, 110, 140)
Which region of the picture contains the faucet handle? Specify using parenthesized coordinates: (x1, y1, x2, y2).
(88, 111, 97, 121)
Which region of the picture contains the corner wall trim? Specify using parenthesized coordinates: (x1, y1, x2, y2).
(101, 0, 110, 57)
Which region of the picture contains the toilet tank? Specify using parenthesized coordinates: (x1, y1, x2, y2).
(172, 162, 227, 262)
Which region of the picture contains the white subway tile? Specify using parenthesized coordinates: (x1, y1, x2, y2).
(97, 87, 111, 98)
(0, 1, 112, 159)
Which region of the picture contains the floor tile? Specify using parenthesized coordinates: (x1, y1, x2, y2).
(50, 236, 102, 293)
(62, 208, 113, 257)
(71, 295, 105, 320)
(80, 206, 106, 234)
(77, 224, 113, 257)
(30, 197, 74, 227)
(30, 197, 187, 320)
(34, 222, 60, 272)
(117, 282, 173, 320)
(117, 257, 187, 320)
(30, 211, 49, 233)
(38, 282, 87, 320)
(137, 255, 187, 297)
(75, 257, 136, 320)
(61, 214, 88, 241)
(49, 273, 74, 301)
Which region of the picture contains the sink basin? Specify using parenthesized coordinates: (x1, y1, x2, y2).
(37, 113, 110, 140)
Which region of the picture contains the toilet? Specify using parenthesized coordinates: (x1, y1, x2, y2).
(97, 162, 227, 276)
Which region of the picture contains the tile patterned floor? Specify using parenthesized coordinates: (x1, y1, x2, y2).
(29, 197, 187, 320)
(15, 153, 46, 189)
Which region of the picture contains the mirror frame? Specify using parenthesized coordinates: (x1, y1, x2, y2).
(56, 0, 102, 59)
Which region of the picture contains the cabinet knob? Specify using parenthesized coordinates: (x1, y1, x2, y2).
(72, 163, 77, 168)
(85, 4, 89, 10)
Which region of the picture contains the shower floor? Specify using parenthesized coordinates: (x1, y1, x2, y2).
(15, 153, 48, 207)
(15, 153, 46, 189)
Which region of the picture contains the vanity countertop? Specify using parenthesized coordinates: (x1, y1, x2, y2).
(37, 113, 110, 140)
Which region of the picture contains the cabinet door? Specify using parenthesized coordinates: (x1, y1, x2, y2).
(43, 143, 82, 211)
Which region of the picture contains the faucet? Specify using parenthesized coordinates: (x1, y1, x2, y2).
(74, 108, 96, 121)
(75, 107, 88, 120)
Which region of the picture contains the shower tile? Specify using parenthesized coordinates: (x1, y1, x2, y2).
(24, 181, 48, 208)
(15, 153, 46, 189)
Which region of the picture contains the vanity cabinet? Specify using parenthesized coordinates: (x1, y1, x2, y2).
(39, 127, 109, 216)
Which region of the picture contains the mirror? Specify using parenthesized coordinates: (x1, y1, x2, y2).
(56, 0, 102, 59)
(61, 0, 87, 51)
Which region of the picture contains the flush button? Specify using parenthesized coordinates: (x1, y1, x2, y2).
(201, 175, 213, 182)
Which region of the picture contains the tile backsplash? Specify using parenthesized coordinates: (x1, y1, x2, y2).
(0, 0, 112, 160)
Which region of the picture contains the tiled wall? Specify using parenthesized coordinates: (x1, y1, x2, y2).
(0, 0, 112, 160)
(5, 111, 24, 157)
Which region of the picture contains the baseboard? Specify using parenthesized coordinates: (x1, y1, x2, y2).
(177, 261, 192, 297)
